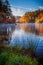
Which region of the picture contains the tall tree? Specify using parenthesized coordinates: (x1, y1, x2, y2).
(2, 0, 12, 16)
(0, 0, 13, 23)
(0, 0, 3, 12)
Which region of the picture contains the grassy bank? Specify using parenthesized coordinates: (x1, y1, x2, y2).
(0, 45, 38, 65)
(0, 51, 38, 65)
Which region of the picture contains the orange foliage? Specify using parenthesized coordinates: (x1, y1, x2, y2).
(2, 16, 15, 23)
(35, 13, 43, 23)
(18, 10, 43, 23)
(0, 12, 6, 15)
(35, 24, 43, 35)
(19, 16, 30, 23)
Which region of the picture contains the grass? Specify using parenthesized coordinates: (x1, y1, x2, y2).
(0, 42, 38, 65)
(0, 50, 38, 65)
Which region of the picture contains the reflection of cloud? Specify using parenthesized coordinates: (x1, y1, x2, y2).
(39, 6, 43, 9)
(11, 7, 24, 16)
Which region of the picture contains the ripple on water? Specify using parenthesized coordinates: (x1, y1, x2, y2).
(10, 29, 43, 57)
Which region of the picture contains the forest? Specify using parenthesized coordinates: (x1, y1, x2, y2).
(18, 10, 43, 23)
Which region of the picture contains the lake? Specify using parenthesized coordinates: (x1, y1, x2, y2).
(0, 23, 43, 57)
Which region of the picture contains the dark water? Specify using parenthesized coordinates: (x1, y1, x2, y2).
(0, 23, 43, 57)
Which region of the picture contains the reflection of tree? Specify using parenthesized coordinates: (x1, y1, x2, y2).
(35, 29, 39, 35)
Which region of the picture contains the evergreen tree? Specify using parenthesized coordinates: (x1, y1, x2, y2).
(3, 0, 12, 16)
(0, 0, 12, 16)
(0, 0, 3, 12)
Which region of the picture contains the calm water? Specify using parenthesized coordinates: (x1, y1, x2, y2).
(0, 23, 43, 57)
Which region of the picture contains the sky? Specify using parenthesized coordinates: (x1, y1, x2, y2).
(9, 0, 43, 16)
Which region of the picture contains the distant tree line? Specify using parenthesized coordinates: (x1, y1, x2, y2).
(19, 9, 43, 23)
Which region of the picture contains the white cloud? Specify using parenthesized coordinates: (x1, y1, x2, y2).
(11, 5, 38, 16)
(39, 6, 43, 9)
(11, 6, 33, 16)
(11, 5, 32, 10)
(11, 7, 24, 16)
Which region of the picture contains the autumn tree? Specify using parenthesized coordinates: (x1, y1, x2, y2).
(19, 10, 43, 23)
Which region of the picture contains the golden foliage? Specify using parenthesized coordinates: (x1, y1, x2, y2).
(18, 10, 43, 23)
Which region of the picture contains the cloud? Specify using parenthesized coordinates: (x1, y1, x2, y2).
(11, 5, 32, 10)
(11, 5, 38, 16)
(39, 6, 43, 9)
(11, 7, 24, 16)
(11, 6, 33, 16)
(11, 6, 36, 16)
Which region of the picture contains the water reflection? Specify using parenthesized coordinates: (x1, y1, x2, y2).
(10, 28, 43, 57)
(0, 23, 43, 57)
(10, 29, 39, 47)
(10, 23, 43, 57)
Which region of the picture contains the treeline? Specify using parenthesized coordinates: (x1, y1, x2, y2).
(0, 0, 15, 23)
(18, 10, 43, 23)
